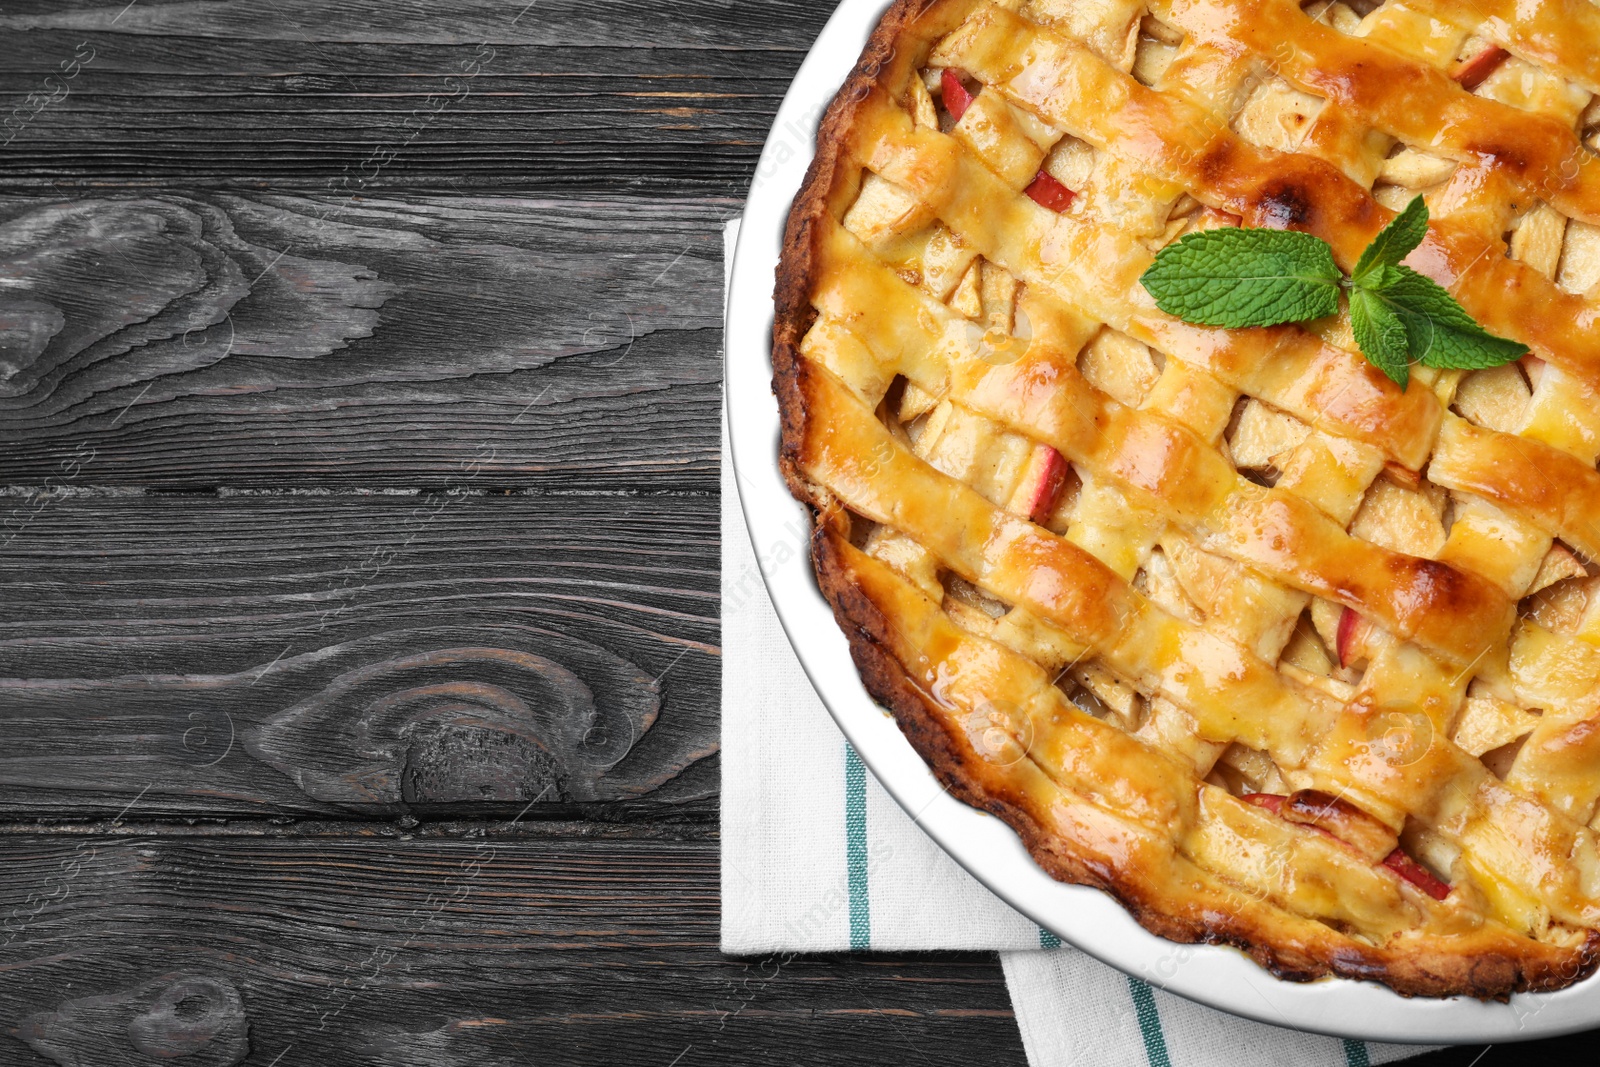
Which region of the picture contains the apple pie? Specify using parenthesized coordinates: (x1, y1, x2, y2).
(772, 0, 1600, 997)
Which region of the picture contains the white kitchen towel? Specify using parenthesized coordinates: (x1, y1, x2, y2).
(718, 217, 1437, 1066)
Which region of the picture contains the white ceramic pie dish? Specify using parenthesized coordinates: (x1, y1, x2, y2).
(724, 0, 1600, 1043)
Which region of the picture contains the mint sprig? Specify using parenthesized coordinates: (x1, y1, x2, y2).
(1138, 227, 1340, 327)
(1349, 287, 1409, 386)
(1351, 194, 1429, 287)
(1139, 196, 1528, 389)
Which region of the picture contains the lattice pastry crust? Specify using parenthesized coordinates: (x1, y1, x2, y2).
(773, 0, 1600, 997)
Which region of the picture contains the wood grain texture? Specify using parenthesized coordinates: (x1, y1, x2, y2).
(0, 494, 717, 818)
(0, 0, 832, 195)
(1, 2, 1561, 1061)
(0, 833, 1023, 1067)
(0, 192, 725, 489)
(18, 974, 250, 1067)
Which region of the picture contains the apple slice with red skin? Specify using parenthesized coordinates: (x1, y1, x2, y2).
(1282, 789, 1397, 861)
(1023, 171, 1075, 213)
(1336, 606, 1367, 668)
(1242, 793, 1450, 899)
(1241, 793, 1342, 846)
(1012, 444, 1070, 524)
(1382, 848, 1451, 901)
(941, 68, 975, 122)
(1453, 45, 1509, 91)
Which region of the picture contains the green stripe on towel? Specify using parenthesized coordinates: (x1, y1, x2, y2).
(844, 743, 871, 950)
(1343, 1038, 1371, 1066)
(1127, 977, 1172, 1067)
(1038, 928, 1062, 949)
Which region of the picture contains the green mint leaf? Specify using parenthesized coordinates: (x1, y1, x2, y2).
(1141, 227, 1341, 328)
(1352, 195, 1429, 288)
(1370, 266, 1529, 371)
(1142, 204, 1525, 389)
(1350, 287, 1411, 388)
(1367, 264, 1406, 289)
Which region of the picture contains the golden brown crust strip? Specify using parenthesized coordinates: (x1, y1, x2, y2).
(806, 491, 1600, 996)
(810, 185, 1512, 668)
(1154, 0, 1600, 221)
(939, 5, 1600, 399)
(1430, 415, 1600, 563)
(1400, 0, 1600, 93)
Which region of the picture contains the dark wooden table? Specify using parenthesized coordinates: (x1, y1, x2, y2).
(0, 2, 1583, 1064)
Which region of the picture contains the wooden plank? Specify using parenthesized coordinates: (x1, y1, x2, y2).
(0, 832, 1023, 1067)
(0, 0, 834, 195)
(0, 494, 718, 818)
(0, 193, 725, 489)
(0, 828, 1579, 1066)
